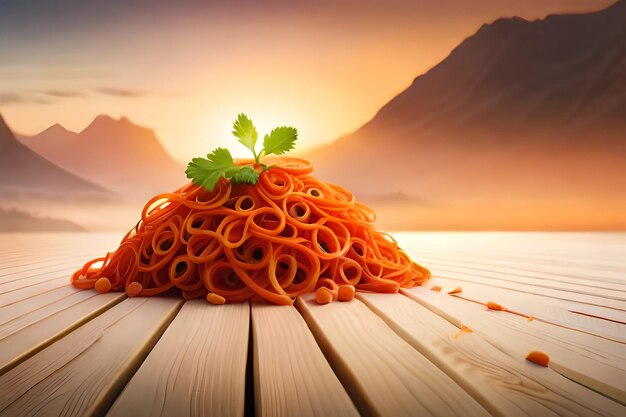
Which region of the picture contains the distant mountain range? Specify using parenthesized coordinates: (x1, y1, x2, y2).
(0, 207, 84, 232)
(0, 114, 105, 197)
(308, 0, 626, 229)
(3, 1, 625, 230)
(19, 115, 186, 196)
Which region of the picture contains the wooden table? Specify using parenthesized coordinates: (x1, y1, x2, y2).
(0, 232, 624, 417)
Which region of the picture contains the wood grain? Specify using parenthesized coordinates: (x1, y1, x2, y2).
(0, 286, 97, 335)
(427, 268, 626, 311)
(252, 302, 359, 417)
(429, 277, 626, 341)
(108, 300, 249, 417)
(395, 232, 626, 282)
(0, 264, 82, 285)
(0, 290, 124, 375)
(1, 231, 625, 415)
(403, 286, 626, 404)
(0, 272, 71, 295)
(426, 263, 626, 305)
(419, 256, 626, 291)
(412, 244, 626, 268)
(0, 250, 103, 270)
(0, 297, 182, 417)
(295, 294, 490, 417)
(358, 292, 626, 417)
(0, 276, 71, 308)
(422, 259, 626, 298)
(424, 275, 626, 326)
(0, 252, 101, 284)
(405, 252, 626, 285)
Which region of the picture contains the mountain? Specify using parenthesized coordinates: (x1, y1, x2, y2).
(0, 207, 84, 232)
(20, 115, 186, 196)
(0, 114, 106, 197)
(308, 0, 626, 229)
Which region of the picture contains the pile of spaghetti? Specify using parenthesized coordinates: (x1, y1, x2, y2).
(71, 157, 430, 305)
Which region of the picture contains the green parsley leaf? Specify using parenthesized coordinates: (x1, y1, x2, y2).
(231, 166, 259, 185)
(186, 114, 300, 192)
(262, 126, 297, 156)
(185, 147, 239, 191)
(232, 113, 258, 156)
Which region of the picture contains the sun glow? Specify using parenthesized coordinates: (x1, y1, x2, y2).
(2, 0, 614, 165)
(193, 96, 325, 159)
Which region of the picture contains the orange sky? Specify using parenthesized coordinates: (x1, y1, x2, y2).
(0, 0, 615, 162)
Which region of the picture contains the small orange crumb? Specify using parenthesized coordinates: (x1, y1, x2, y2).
(337, 285, 356, 301)
(207, 293, 226, 305)
(315, 287, 334, 304)
(127, 282, 143, 297)
(527, 316, 535, 322)
(448, 286, 463, 295)
(486, 301, 505, 311)
(526, 350, 550, 367)
(94, 277, 112, 294)
(431, 285, 442, 292)
(454, 325, 473, 341)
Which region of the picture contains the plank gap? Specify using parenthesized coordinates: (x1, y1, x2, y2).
(294, 297, 374, 417)
(402, 287, 626, 404)
(244, 302, 255, 417)
(0, 293, 126, 376)
(358, 292, 626, 417)
(98, 299, 185, 416)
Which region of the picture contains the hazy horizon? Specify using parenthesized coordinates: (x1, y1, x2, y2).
(1, 0, 625, 232)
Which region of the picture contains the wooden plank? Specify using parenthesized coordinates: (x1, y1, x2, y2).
(427, 253, 626, 273)
(0, 271, 71, 295)
(0, 236, 117, 312)
(0, 265, 82, 288)
(0, 297, 182, 417)
(0, 237, 81, 254)
(0, 291, 124, 375)
(295, 294, 490, 417)
(0, 250, 102, 270)
(426, 269, 626, 311)
(423, 277, 626, 326)
(394, 232, 626, 276)
(0, 258, 90, 284)
(0, 244, 101, 268)
(403, 287, 626, 404)
(421, 256, 626, 293)
(411, 244, 626, 266)
(358, 292, 626, 417)
(0, 276, 71, 308)
(406, 247, 626, 283)
(0, 233, 119, 266)
(0, 286, 92, 331)
(430, 277, 626, 341)
(0, 263, 77, 291)
(251, 302, 359, 417)
(414, 238, 626, 264)
(108, 301, 249, 417)
(412, 285, 626, 362)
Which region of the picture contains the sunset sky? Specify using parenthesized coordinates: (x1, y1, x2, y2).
(0, 0, 615, 161)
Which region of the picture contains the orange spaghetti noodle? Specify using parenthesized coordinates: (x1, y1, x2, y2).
(71, 157, 430, 305)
